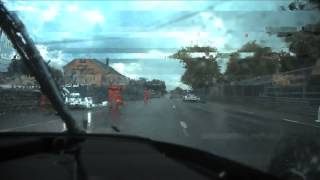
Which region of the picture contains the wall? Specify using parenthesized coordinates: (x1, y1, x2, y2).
(0, 89, 40, 113)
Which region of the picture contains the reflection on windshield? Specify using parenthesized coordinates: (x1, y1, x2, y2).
(1, 0, 320, 178)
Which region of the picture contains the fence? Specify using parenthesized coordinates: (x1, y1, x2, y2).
(208, 65, 320, 120)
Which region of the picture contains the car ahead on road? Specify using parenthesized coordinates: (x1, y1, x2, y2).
(183, 94, 201, 102)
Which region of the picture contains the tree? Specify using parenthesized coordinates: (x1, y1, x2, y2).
(277, 0, 320, 68)
(224, 42, 280, 81)
(146, 79, 167, 93)
(281, 24, 320, 68)
(170, 45, 221, 89)
(48, 66, 64, 85)
(7, 57, 64, 84)
(8, 56, 32, 76)
(224, 52, 242, 81)
(278, 51, 300, 72)
(285, 0, 320, 11)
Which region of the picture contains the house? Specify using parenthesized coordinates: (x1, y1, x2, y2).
(63, 58, 129, 87)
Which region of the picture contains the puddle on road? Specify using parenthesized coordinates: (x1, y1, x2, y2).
(87, 111, 92, 128)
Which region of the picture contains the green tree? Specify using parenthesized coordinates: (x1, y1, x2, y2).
(146, 79, 167, 94)
(284, 0, 320, 11)
(281, 25, 320, 67)
(8, 56, 31, 76)
(8, 58, 64, 84)
(48, 66, 64, 85)
(278, 51, 300, 72)
(278, 0, 320, 68)
(224, 41, 280, 81)
(170, 45, 221, 89)
(224, 52, 241, 81)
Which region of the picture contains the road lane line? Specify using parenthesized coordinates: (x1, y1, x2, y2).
(182, 128, 189, 136)
(87, 111, 92, 128)
(180, 121, 188, 129)
(282, 118, 320, 128)
(179, 121, 189, 136)
(0, 119, 59, 132)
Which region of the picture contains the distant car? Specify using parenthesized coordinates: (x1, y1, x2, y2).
(183, 94, 200, 102)
(101, 101, 108, 107)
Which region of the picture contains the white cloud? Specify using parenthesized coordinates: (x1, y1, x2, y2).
(213, 18, 223, 29)
(83, 10, 105, 25)
(36, 45, 65, 69)
(37, 45, 49, 59)
(111, 62, 142, 79)
(15, 5, 38, 12)
(42, 6, 59, 22)
(66, 5, 79, 12)
(111, 63, 125, 75)
(200, 12, 212, 19)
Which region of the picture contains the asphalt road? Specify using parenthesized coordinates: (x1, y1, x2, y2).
(0, 96, 319, 172)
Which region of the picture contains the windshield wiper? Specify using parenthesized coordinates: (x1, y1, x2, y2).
(0, 1, 81, 134)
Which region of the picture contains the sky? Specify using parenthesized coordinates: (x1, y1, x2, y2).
(2, 0, 320, 90)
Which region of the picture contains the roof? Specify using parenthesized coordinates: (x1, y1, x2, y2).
(64, 58, 126, 78)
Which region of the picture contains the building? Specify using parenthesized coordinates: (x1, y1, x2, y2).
(63, 58, 129, 87)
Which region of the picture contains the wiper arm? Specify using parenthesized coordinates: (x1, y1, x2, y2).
(0, 1, 81, 133)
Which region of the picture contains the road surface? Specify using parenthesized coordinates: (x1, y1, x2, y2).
(0, 96, 319, 172)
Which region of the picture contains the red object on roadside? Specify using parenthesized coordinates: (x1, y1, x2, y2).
(108, 85, 123, 110)
(144, 88, 149, 104)
(40, 94, 46, 111)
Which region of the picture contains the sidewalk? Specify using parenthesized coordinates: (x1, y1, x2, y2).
(0, 109, 63, 132)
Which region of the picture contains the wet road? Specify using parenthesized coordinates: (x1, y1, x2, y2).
(0, 96, 319, 172)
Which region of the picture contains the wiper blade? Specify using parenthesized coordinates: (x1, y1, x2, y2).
(0, 1, 81, 134)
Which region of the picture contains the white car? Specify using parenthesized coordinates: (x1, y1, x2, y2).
(183, 94, 200, 102)
(65, 93, 93, 109)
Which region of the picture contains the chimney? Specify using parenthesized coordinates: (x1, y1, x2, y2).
(106, 58, 109, 67)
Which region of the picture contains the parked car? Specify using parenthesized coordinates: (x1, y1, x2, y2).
(65, 93, 93, 109)
(183, 94, 201, 102)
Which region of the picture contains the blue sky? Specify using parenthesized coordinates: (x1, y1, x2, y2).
(2, 0, 320, 89)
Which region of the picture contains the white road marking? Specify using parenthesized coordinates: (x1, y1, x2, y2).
(62, 122, 66, 131)
(219, 171, 227, 178)
(179, 121, 189, 136)
(172, 105, 176, 109)
(0, 119, 59, 132)
(87, 111, 92, 128)
(282, 118, 299, 123)
(282, 118, 320, 128)
(182, 128, 189, 136)
(180, 121, 188, 129)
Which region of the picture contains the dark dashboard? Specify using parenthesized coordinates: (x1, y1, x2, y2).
(0, 133, 279, 180)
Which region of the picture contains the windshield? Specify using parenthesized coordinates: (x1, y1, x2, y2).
(1, 0, 320, 177)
